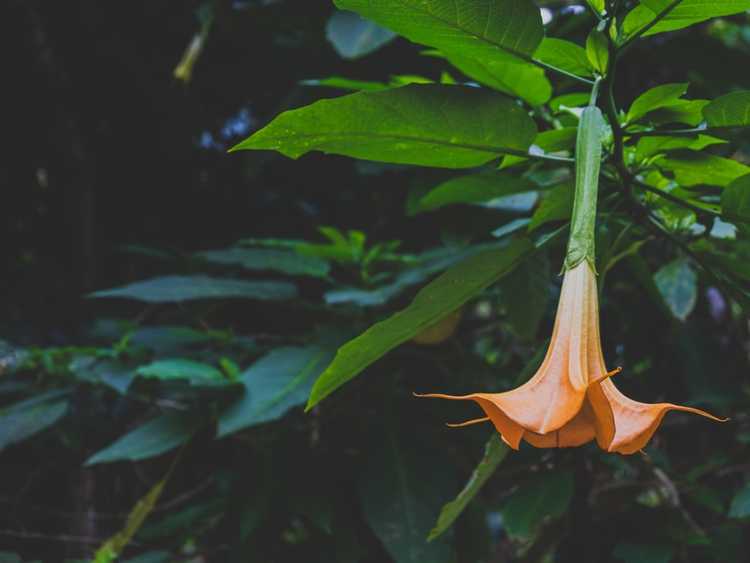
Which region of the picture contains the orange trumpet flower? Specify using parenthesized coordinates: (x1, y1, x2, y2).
(415, 261, 725, 453)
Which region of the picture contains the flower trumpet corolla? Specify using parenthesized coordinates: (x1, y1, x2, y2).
(600, 379, 727, 455)
(415, 260, 619, 450)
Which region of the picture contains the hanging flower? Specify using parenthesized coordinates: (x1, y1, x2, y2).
(415, 260, 619, 450)
(415, 102, 725, 453)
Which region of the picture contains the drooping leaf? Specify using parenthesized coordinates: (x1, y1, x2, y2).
(654, 258, 698, 321)
(728, 482, 750, 518)
(722, 174, 750, 223)
(196, 247, 330, 278)
(90, 275, 297, 303)
(528, 182, 573, 231)
(0, 392, 69, 452)
(428, 435, 508, 541)
(501, 250, 550, 340)
(703, 91, 750, 128)
(501, 471, 574, 539)
(635, 134, 726, 161)
(231, 84, 536, 169)
(93, 478, 168, 562)
(360, 426, 456, 562)
(417, 172, 537, 212)
(442, 52, 551, 106)
(626, 83, 688, 125)
(636, 0, 750, 36)
(306, 239, 533, 409)
(335, 0, 544, 65)
(86, 413, 199, 465)
(656, 151, 750, 187)
(647, 99, 709, 127)
(326, 10, 396, 59)
(585, 30, 609, 74)
(136, 359, 226, 385)
(534, 38, 594, 78)
(218, 346, 334, 437)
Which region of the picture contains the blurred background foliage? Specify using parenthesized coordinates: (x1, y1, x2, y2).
(1, 1, 749, 562)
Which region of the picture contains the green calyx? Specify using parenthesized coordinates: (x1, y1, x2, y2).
(564, 104, 605, 272)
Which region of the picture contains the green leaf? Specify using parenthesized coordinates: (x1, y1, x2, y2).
(635, 134, 726, 160)
(428, 435, 508, 541)
(417, 172, 536, 212)
(218, 346, 333, 436)
(647, 99, 709, 127)
(501, 251, 550, 340)
(626, 83, 688, 124)
(326, 10, 396, 59)
(656, 151, 750, 187)
(196, 248, 330, 277)
(86, 413, 198, 465)
(360, 428, 456, 563)
(613, 543, 674, 563)
(585, 30, 609, 74)
(528, 182, 573, 232)
(335, 0, 543, 65)
(302, 76, 389, 91)
(231, 84, 536, 169)
(549, 92, 590, 113)
(638, 0, 750, 35)
(93, 478, 168, 562)
(136, 359, 225, 385)
(501, 471, 574, 539)
(90, 275, 297, 303)
(728, 482, 750, 518)
(534, 38, 594, 78)
(441, 52, 551, 106)
(722, 174, 750, 223)
(501, 127, 577, 168)
(703, 91, 750, 127)
(654, 258, 698, 321)
(306, 239, 532, 409)
(0, 393, 68, 451)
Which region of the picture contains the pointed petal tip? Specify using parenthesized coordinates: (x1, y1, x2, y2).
(446, 417, 490, 428)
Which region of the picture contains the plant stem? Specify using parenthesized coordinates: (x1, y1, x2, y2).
(529, 58, 596, 86)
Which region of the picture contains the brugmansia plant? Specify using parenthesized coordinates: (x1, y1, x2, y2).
(233, 1, 745, 447)
(228, 0, 750, 554)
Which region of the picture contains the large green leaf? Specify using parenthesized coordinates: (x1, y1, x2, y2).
(136, 359, 226, 386)
(703, 91, 750, 128)
(360, 427, 456, 563)
(428, 435, 508, 541)
(0, 392, 69, 451)
(417, 172, 536, 212)
(534, 38, 594, 78)
(231, 84, 536, 169)
(626, 83, 688, 125)
(86, 413, 198, 465)
(442, 52, 551, 106)
(306, 238, 532, 409)
(196, 248, 330, 278)
(656, 151, 750, 187)
(218, 346, 333, 437)
(90, 275, 297, 303)
(654, 258, 698, 322)
(501, 471, 574, 539)
(635, 135, 726, 160)
(335, 0, 543, 65)
(728, 482, 750, 518)
(637, 0, 750, 35)
(326, 10, 396, 59)
(722, 174, 750, 223)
